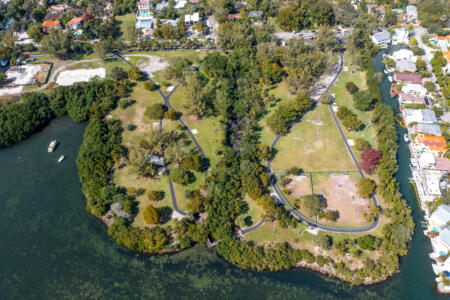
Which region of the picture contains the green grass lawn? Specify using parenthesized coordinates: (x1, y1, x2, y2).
(116, 13, 136, 41)
(133, 49, 208, 63)
(103, 58, 134, 76)
(270, 103, 357, 173)
(330, 53, 377, 149)
(244, 221, 307, 244)
(259, 81, 294, 146)
(236, 196, 265, 227)
(66, 61, 104, 70)
(169, 85, 223, 167)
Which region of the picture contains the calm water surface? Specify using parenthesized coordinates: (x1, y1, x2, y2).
(0, 52, 446, 299)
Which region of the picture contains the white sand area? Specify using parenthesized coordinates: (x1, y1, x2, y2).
(56, 68, 106, 86)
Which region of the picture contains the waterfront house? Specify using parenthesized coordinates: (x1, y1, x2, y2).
(174, 0, 187, 9)
(395, 73, 422, 85)
(136, 0, 156, 30)
(403, 109, 437, 124)
(402, 84, 427, 97)
(370, 30, 390, 46)
(429, 205, 450, 230)
(396, 60, 417, 72)
(416, 135, 447, 152)
(423, 169, 443, 197)
(419, 152, 436, 169)
(68, 17, 83, 30)
(411, 123, 442, 136)
(392, 49, 415, 61)
(398, 93, 426, 105)
(436, 157, 450, 172)
(42, 20, 61, 32)
(155, 1, 169, 12)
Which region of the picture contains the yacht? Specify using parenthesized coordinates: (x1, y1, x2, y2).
(57, 155, 65, 163)
(388, 76, 393, 82)
(404, 134, 410, 143)
(48, 140, 58, 152)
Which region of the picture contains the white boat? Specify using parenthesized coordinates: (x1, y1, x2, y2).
(432, 263, 439, 275)
(48, 140, 58, 152)
(404, 134, 410, 143)
(57, 155, 65, 163)
(383, 69, 388, 74)
(388, 76, 393, 82)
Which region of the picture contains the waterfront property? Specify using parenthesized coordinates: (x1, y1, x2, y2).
(370, 30, 391, 46)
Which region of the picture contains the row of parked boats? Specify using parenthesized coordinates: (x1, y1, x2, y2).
(48, 140, 65, 163)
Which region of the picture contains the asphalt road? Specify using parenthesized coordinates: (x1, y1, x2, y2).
(267, 52, 380, 233)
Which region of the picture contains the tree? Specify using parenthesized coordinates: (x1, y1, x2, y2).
(319, 93, 333, 104)
(144, 81, 158, 91)
(128, 66, 144, 80)
(412, 46, 425, 56)
(31, 7, 46, 22)
(143, 205, 160, 224)
(145, 103, 165, 119)
(336, 106, 363, 131)
(353, 90, 374, 111)
(360, 148, 382, 174)
(319, 234, 333, 250)
(169, 168, 193, 185)
(276, 4, 307, 31)
(416, 58, 427, 72)
(356, 178, 376, 199)
(297, 195, 322, 218)
(27, 23, 44, 42)
(354, 138, 370, 151)
(165, 57, 191, 82)
(345, 82, 359, 94)
(181, 154, 204, 172)
(164, 108, 178, 120)
(0, 72, 6, 85)
(148, 190, 164, 201)
(314, 26, 335, 51)
(111, 67, 128, 81)
(409, 36, 418, 46)
(40, 29, 73, 59)
(424, 81, 436, 92)
(308, 0, 335, 26)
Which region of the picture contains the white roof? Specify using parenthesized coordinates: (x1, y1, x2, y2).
(396, 60, 417, 72)
(402, 84, 427, 97)
(185, 12, 200, 23)
(174, 0, 186, 9)
(406, 5, 417, 15)
(392, 49, 415, 61)
(419, 152, 435, 167)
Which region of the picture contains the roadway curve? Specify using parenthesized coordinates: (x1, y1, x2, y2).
(238, 219, 265, 236)
(267, 52, 380, 233)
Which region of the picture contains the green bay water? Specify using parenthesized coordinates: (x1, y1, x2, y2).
(0, 52, 446, 299)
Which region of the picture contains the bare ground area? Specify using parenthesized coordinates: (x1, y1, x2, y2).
(314, 174, 370, 228)
(125, 54, 169, 76)
(286, 175, 312, 198)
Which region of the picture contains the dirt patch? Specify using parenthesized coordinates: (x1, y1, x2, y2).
(127, 55, 169, 76)
(287, 175, 312, 197)
(314, 174, 370, 227)
(56, 68, 105, 86)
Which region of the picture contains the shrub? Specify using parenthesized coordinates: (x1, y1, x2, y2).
(336, 106, 363, 131)
(144, 81, 158, 91)
(164, 108, 178, 120)
(169, 168, 194, 185)
(319, 93, 333, 104)
(148, 190, 164, 201)
(180, 154, 204, 172)
(354, 138, 370, 151)
(360, 148, 382, 174)
(143, 205, 160, 224)
(356, 178, 376, 198)
(353, 90, 375, 111)
(111, 66, 128, 81)
(128, 66, 144, 80)
(145, 103, 165, 119)
(345, 82, 359, 94)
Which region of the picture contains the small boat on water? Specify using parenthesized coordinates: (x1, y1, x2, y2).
(388, 76, 393, 82)
(404, 134, 410, 143)
(48, 140, 58, 152)
(383, 69, 388, 74)
(57, 155, 65, 163)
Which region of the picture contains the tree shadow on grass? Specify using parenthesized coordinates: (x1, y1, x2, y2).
(159, 206, 173, 224)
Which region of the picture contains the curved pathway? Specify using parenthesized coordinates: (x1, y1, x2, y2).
(267, 53, 380, 233)
(238, 219, 265, 236)
(115, 52, 209, 218)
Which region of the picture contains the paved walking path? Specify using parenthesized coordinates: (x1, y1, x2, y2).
(267, 53, 380, 233)
(238, 219, 265, 236)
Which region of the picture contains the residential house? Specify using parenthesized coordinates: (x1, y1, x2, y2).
(403, 108, 437, 124)
(136, 0, 156, 30)
(436, 36, 449, 51)
(392, 49, 415, 61)
(146, 155, 165, 166)
(174, 0, 187, 9)
(416, 134, 447, 152)
(436, 157, 450, 173)
(370, 30, 390, 46)
(392, 28, 409, 45)
(398, 93, 426, 105)
(419, 152, 436, 169)
(49, 4, 67, 13)
(185, 12, 200, 25)
(405, 5, 418, 21)
(423, 169, 443, 196)
(411, 123, 442, 136)
(395, 73, 422, 84)
(429, 205, 450, 230)
(227, 13, 242, 20)
(396, 60, 417, 72)
(155, 1, 169, 13)
(402, 83, 427, 97)
(247, 11, 264, 19)
(68, 17, 83, 30)
(42, 20, 61, 32)
(206, 15, 217, 32)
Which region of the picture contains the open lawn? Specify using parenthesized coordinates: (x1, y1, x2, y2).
(103, 58, 134, 76)
(270, 103, 357, 173)
(330, 53, 377, 149)
(244, 221, 307, 244)
(116, 13, 136, 41)
(169, 85, 223, 167)
(259, 81, 294, 146)
(236, 196, 265, 227)
(133, 49, 208, 62)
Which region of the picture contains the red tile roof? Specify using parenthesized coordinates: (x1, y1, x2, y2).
(436, 157, 450, 172)
(394, 72, 422, 84)
(227, 13, 241, 20)
(68, 17, 83, 25)
(400, 93, 425, 104)
(43, 20, 60, 28)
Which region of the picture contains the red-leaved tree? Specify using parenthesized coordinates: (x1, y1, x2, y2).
(360, 148, 382, 174)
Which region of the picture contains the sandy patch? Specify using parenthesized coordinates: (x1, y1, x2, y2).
(167, 85, 175, 92)
(6, 65, 42, 85)
(192, 129, 198, 134)
(315, 174, 369, 227)
(0, 86, 23, 96)
(56, 68, 106, 86)
(287, 175, 312, 197)
(307, 119, 324, 126)
(127, 55, 168, 76)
